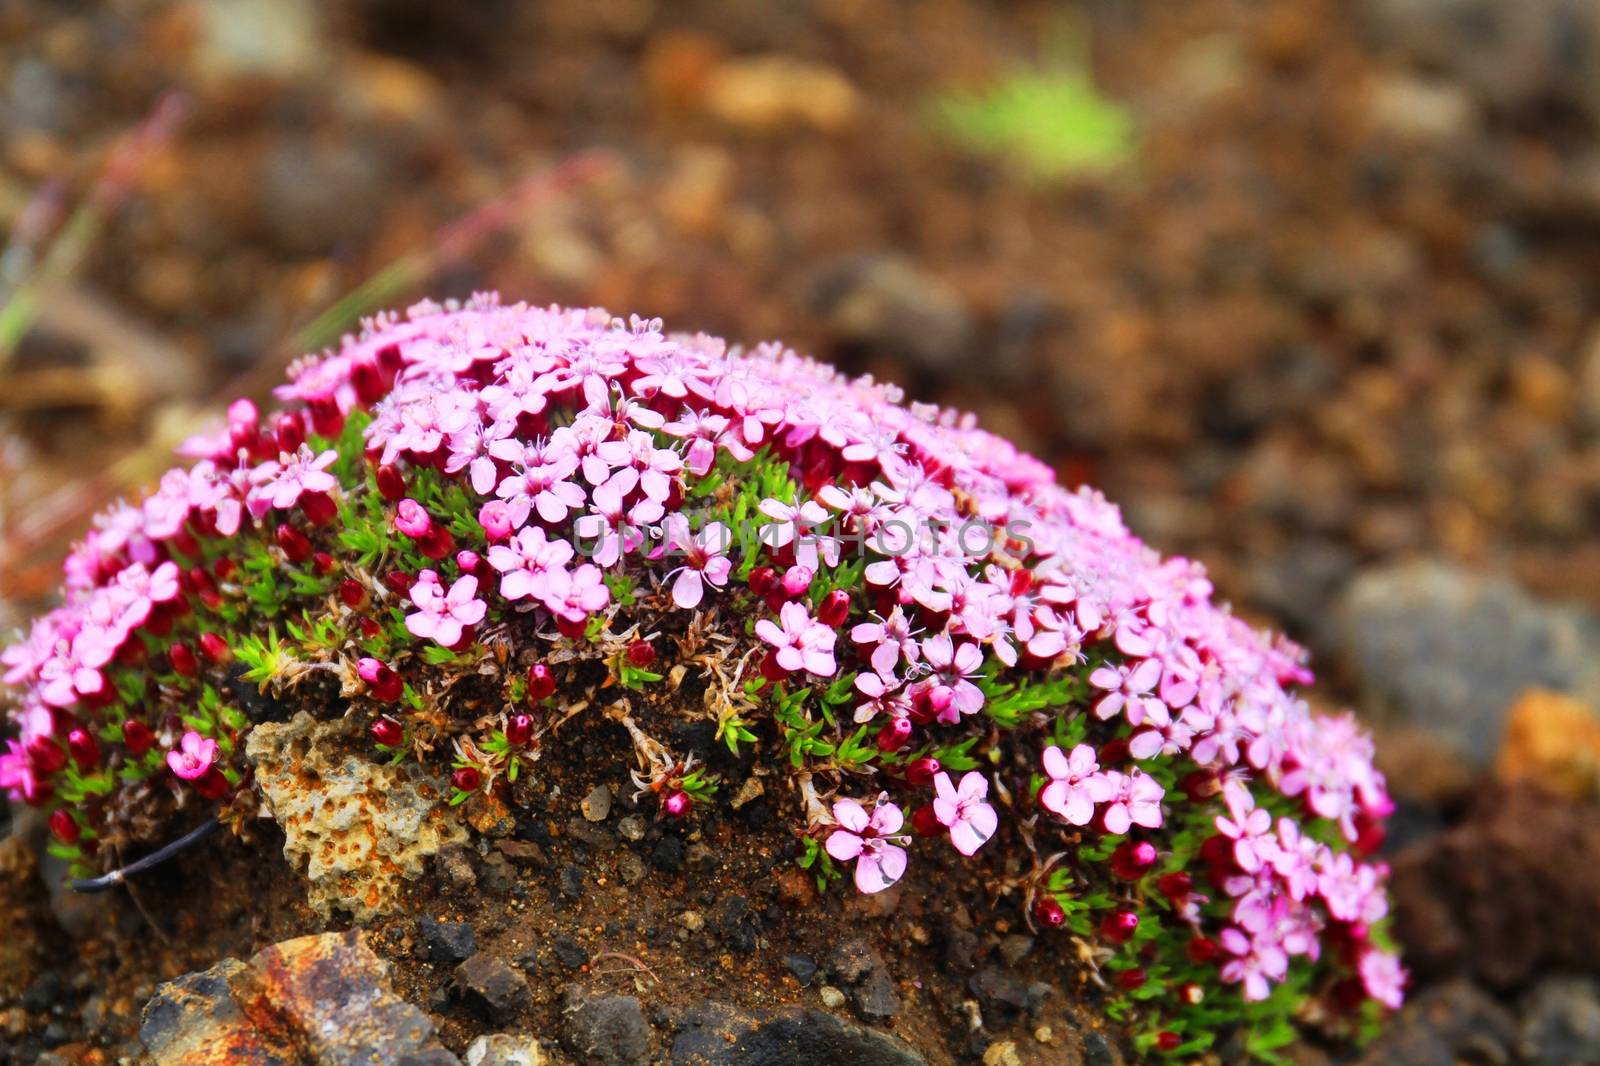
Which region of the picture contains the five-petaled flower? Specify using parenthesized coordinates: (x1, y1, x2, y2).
(1039, 743, 1113, 826)
(405, 570, 487, 647)
(931, 771, 998, 855)
(825, 794, 909, 894)
(755, 601, 838, 677)
(167, 731, 217, 780)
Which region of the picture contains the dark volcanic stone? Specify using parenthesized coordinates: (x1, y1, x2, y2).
(651, 835, 686, 872)
(827, 938, 879, 986)
(669, 1003, 924, 1066)
(852, 968, 901, 1021)
(415, 917, 476, 965)
(1355, 980, 1515, 1066)
(941, 927, 983, 975)
(454, 954, 531, 1023)
(552, 934, 591, 971)
(561, 988, 651, 1066)
(783, 955, 818, 986)
(969, 967, 1030, 1018)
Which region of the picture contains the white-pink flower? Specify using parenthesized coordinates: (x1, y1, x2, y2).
(541, 563, 610, 623)
(756, 601, 837, 677)
(488, 526, 575, 602)
(918, 633, 985, 723)
(1088, 657, 1164, 722)
(824, 794, 909, 894)
(405, 570, 487, 647)
(661, 514, 733, 609)
(246, 446, 338, 518)
(932, 771, 998, 855)
(1101, 768, 1165, 834)
(1358, 949, 1406, 1010)
(167, 731, 217, 781)
(1039, 743, 1113, 825)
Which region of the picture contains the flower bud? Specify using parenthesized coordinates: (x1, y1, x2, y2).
(168, 642, 198, 677)
(781, 566, 813, 598)
(506, 714, 534, 747)
(384, 570, 414, 595)
(418, 525, 454, 561)
(194, 767, 231, 800)
(357, 657, 404, 702)
(1157, 871, 1193, 902)
(452, 767, 482, 792)
(1156, 1032, 1181, 1053)
(1101, 909, 1139, 944)
(275, 523, 312, 563)
(301, 490, 337, 526)
(67, 728, 100, 770)
(340, 579, 367, 609)
(817, 589, 850, 627)
(121, 719, 154, 756)
(904, 756, 941, 787)
(526, 663, 557, 702)
(478, 500, 512, 541)
(312, 551, 337, 575)
(1116, 967, 1147, 991)
(1111, 840, 1158, 880)
(27, 736, 67, 774)
(747, 566, 777, 596)
(1187, 936, 1221, 964)
(1033, 896, 1066, 928)
(875, 717, 912, 752)
(370, 717, 404, 747)
(49, 809, 80, 845)
(626, 640, 656, 667)
(911, 804, 944, 837)
(274, 412, 306, 453)
(455, 550, 482, 576)
(663, 790, 691, 818)
(199, 632, 231, 664)
(376, 464, 407, 502)
(395, 499, 432, 539)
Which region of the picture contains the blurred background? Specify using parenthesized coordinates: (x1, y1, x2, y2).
(2, 0, 1599, 1052)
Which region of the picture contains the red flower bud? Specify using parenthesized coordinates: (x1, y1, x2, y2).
(817, 589, 850, 627)
(274, 412, 306, 453)
(1187, 936, 1221, 964)
(455, 550, 482, 576)
(506, 714, 534, 747)
(199, 632, 231, 664)
(1116, 967, 1146, 991)
(526, 663, 557, 702)
(1180, 769, 1219, 802)
(663, 791, 692, 818)
(308, 398, 343, 438)
(876, 717, 912, 752)
(27, 736, 67, 774)
(49, 809, 80, 845)
(67, 728, 100, 770)
(1111, 840, 1158, 880)
(1177, 982, 1204, 1006)
(452, 767, 482, 792)
(384, 570, 414, 595)
(1156, 1031, 1181, 1053)
(194, 767, 232, 800)
(1033, 896, 1066, 928)
(350, 358, 385, 405)
(213, 557, 238, 582)
(370, 717, 404, 748)
(417, 525, 454, 561)
(168, 642, 198, 677)
(122, 719, 154, 756)
(339, 579, 367, 609)
(911, 804, 944, 837)
(758, 649, 789, 683)
(626, 639, 656, 667)
(904, 756, 941, 787)
(302, 490, 337, 526)
(1101, 909, 1139, 944)
(1157, 871, 1193, 902)
(747, 566, 777, 596)
(275, 523, 312, 563)
(376, 464, 407, 502)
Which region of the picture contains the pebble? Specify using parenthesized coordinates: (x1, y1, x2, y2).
(552, 935, 590, 971)
(415, 917, 476, 964)
(559, 988, 650, 1066)
(559, 864, 586, 900)
(650, 836, 685, 872)
(784, 954, 818, 986)
(581, 784, 612, 822)
(617, 815, 647, 842)
(454, 954, 531, 1024)
(678, 911, 706, 933)
(616, 852, 647, 885)
(819, 986, 847, 1009)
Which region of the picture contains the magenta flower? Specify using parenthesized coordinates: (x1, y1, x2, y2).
(489, 438, 586, 526)
(919, 634, 985, 722)
(1220, 927, 1289, 1002)
(755, 601, 838, 678)
(1215, 781, 1275, 873)
(394, 498, 432, 538)
(405, 570, 487, 647)
(661, 514, 733, 609)
(1039, 744, 1113, 826)
(541, 563, 610, 623)
(1359, 949, 1406, 1010)
(850, 606, 922, 677)
(825, 794, 909, 894)
(488, 526, 575, 602)
(167, 731, 218, 781)
(931, 771, 998, 855)
(1101, 768, 1165, 834)
(1088, 657, 1164, 722)
(594, 429, 682, 502)
(478, 500, 513, 540)
(246, 446, 338, 518)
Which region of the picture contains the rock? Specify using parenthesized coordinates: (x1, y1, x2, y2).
(997, 935, 1034, 968)
(852, 969, 900, 1022)
(982, 1042, 1023, 1066)
(715, 895, 759, 953)
(970, 968, 1031, 1019)
(1495, 690, 1600, 800)
(581, 785, 613, 822)
(651, 836, 686, 872)
(819, 987, 847, 1010)
(1355, 980, 1515, 1066)
(1519, 977, 1600, 1066)
(455, 955, 532, 1024)
(1363, 0, 1600, 129)
(808, 254, 977, 378)
(416, 917, 477, 965)
(247, 712, 468, 921)
(668, 1003, 925, 1065)
(617, 852, 647, 885)
(1335, 562, 1600, 766)
(784, 955, 818, 986)
(438, 844, 479, 892)
(480, 851, 518, 895)
(140, 930, 458, 1065)
(827, 938, 879, 986)
(617, 815, 647, 842)
(1391, 785, 1600, 988)
(552, 935, 590, 971)
(465, 1034, 546, 1066)
(561, 988, 651, 1066)
(559, 864, 586, 899)
(701, 55, 860, 133)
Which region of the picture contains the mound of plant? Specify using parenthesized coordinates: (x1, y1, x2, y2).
(0, 296, 1402, 1059)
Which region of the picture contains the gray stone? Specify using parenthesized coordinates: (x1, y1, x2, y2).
(1519, 977, 1600, 1066)
(455, 955, 532, 1024)
(1336, 561, 1600, 765)
(852, 968, 900, 1021)
(808, 254, 976, 376)
(561, 988, 651, 1066)
(669, 1003, 924, 1066)
(417, 917, 476, 964)
(581, 785, 613, 822)
(617, 815, 647, 842)
(1356, 980, 1516, 1066)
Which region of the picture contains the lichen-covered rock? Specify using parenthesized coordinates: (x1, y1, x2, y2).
(139, 930, 459, 1065)
(466, 1034, 547, 1066)
(1494, 689, 1600, 801)
(246, 712, 467, 920)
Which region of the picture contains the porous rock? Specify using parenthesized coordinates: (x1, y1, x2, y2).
(246, 711, 468, 920)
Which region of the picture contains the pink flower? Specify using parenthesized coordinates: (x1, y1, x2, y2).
(541, 563, 610, 623)
(1215, 782, 1275, 873)
(825, 794, 909, 894)
(395, 498, 432, 538)
(1039, 744, 1113, 825)
(488, 526, 574, 602)
(167, 731, 218, 780)
(405, 570, 487, 647)
(1101, 768, 1165, 834)
(595, 429, 683, 502)
(1220, 927, 1288, 1002)
(1358, 949, 1406, 1010)
(932, 771, 998, 855)
(246, 446, 338, 518)
(918, 634, 985, 722)
(850, 606, 922, 677)
(489, 438, 586, 526)
(1088, 657, 1164, 722)
(478, 500, 513, 540)
(661, 514, 733, 609)
(755, 601, 838, 678)
(572, 469, 660, 568)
